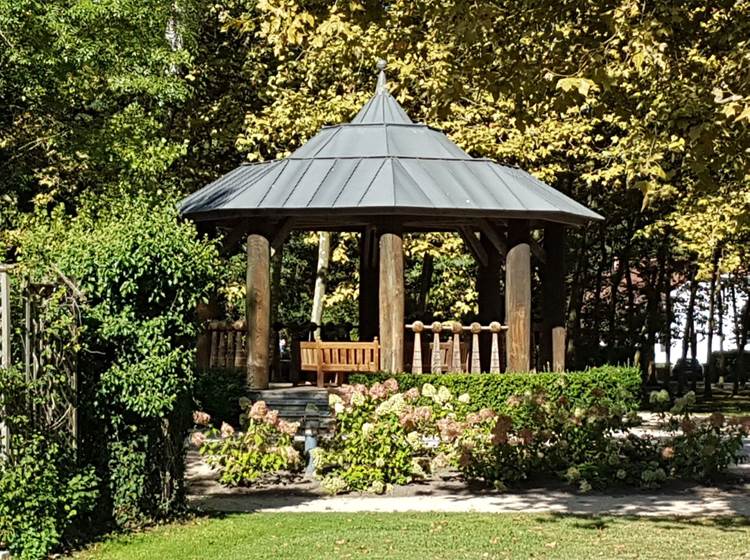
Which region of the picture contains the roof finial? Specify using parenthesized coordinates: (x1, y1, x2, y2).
(376, 58, 388, 94)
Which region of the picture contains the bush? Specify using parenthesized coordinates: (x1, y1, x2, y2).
(197, 401, 301, 486)
(0, 436, 99, 560)
(453, 388, 748, 491)
(14, 196, 222, 530)
(194, 369, 248, 427)
(0, 369, 99, 560)
(350, 366, 641, 423)
(314, 380, 474, 494)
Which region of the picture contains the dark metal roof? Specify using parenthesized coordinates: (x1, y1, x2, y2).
(180, 63, 603, 226)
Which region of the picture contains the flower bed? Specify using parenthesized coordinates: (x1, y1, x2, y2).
(192, 374, 749, 496)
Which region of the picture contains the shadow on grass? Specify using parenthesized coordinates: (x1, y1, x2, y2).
(532, 512, 750, 533)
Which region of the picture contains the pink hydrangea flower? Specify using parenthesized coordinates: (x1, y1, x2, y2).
(220, 422, 235, 439)
(369, 382, 388, 399)
(190, 431, 206, 448)
(403, 387, 420, 401)
(277, 419, 299, 436)
(192, 411, 211, 426)
(249, 401, 268, 421)
(265, 409, 280, 427)
(383, 378, 399, 394)
(479, 408, 497, 420)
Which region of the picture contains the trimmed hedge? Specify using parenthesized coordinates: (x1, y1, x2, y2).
(350, 366, 641, 418)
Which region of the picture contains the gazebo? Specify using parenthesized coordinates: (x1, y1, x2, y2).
(180, 61, 602, 389)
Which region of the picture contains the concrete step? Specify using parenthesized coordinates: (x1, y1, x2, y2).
(248, 388, 333, 433)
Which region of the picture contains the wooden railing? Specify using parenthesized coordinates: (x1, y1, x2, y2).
(200, 319, 510, 375)
(200, 320, 247, 370)
(406, 321, 508, 374)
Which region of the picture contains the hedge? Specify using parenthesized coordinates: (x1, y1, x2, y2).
(194, 368, 248, 427)
(350, 366, 642, 417)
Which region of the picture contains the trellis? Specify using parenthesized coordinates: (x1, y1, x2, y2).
(0, 264, 81, 456)
(0, 265, 11, 455)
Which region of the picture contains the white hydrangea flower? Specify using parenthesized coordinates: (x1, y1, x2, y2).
(435, 386, 452, 404)
(406, 431, 423, 450)
(458, 393, 471, 404)
(421, 383, 437, 398)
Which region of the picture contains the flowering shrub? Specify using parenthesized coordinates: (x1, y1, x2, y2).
(196, 400, 301, 486)
(314, 379, 471, 494)
(659, 393, 749, 482)
(453, 388, 748, 492)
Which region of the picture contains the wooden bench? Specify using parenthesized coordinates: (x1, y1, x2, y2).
(299, 338, 380, 387)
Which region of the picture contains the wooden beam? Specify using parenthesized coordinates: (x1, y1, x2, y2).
(270, 218, 294, 251)
(505, 220, 531, 372)
(220, 222, 251, 255)
(530, 238, 547, 264)
(246, 234, 271, 389)
(478, 220, 507, 257)
(379, 231, 404, 372)
(458, 227, 489, 267)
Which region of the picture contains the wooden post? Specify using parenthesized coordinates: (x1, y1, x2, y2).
(1, 265, 11, 457)
(246, 234, 271, 389)
(379, 230, 404, 372)
(430, 322, 443, 373)
(478, 230, 504, 371)
(450, 321, 462, 372)
(489, 321, 502, 373)
(0, 267, 9, 369)
(542, 223, 566, 371)
(505, 220, 531, 372)
(411, 321, 424, 374)
(359, 229, 379, 341)
(552, 327, 566, 373)
(470, 322, 481, 373)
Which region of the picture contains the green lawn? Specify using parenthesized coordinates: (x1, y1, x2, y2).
(72, 513, 750, 560)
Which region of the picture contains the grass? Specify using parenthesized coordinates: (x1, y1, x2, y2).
(71, 513, 750, 560)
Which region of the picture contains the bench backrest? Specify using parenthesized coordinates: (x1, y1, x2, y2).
(300, 338, 380, 372)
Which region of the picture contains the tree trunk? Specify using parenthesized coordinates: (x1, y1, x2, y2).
(590, 228, 607, 349)
(566, 227, 590, 368)
(416, 253, 434, 317)
(717, 273, 725, 385)
(680, 265, 698, 395)
(663, 239, 673, 376)
(704, 247, 721, 399)
(311, 232, 331, 339)
(735, 301, 749, 395)
(730, 276, 748, 395)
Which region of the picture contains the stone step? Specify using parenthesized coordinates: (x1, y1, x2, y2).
(248, 388, 333, 433)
